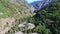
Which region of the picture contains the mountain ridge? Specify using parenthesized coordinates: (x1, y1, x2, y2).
(29, 0, 52, 11)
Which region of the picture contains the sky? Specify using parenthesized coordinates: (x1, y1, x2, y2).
(26, 0, 40, 3)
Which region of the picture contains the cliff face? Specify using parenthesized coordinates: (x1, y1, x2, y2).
(0, 0, 35, 34)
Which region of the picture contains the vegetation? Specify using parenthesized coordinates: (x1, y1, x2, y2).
(29, 0, 60, 34)
(0, 0, 34, 34)
(0, 0, 60, 34)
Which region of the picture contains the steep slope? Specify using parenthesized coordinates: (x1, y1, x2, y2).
(0, 0, 35, 34)
(29, 0, 60, 34)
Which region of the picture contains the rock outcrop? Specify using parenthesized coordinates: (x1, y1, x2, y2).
(0, 0, 35, 34)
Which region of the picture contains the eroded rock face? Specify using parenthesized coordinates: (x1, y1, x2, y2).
(0, 18, 15, 34)
(0, 0, 35, 34)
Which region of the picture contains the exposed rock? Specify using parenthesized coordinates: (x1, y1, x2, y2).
(27, 23, 35, 29)
(46, 19, 54, 25)
(15, 31, 24, 34)
(0, 0, 35, 34)
(0, 18, 15, 34)
(31, 33, 38, 34)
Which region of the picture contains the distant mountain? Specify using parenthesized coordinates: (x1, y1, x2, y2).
(30, 0, 52, 10)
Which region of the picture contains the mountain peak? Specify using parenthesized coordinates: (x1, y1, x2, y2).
(26, 0, 52, 12)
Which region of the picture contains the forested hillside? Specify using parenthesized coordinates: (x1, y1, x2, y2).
(29, 0, 60, 34)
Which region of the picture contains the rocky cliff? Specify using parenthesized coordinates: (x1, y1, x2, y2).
(0, 0, 35, 34)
